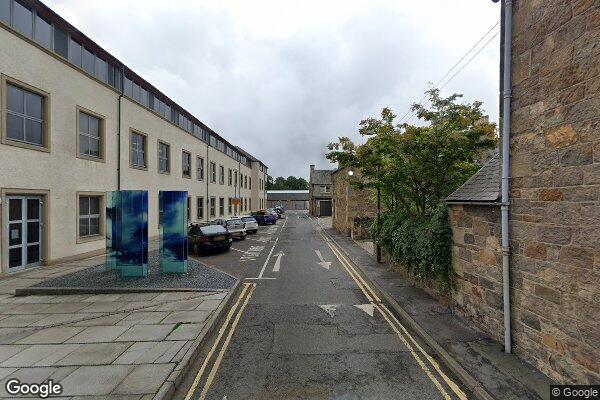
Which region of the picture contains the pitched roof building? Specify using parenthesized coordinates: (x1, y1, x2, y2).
(308, 165, 335, 216)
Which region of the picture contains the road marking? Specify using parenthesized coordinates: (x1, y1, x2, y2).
(184, 283, 252, 400)
(315, 250, 332, 270)
(230, 247, 249, 255)
(318, 225, 467, 400)
(272, 251, 284, 272)
(354, 303, 375, 317)
(318, 304, 339, 318)
(253, 218, 287, 279)
(197, 283, 256, 400)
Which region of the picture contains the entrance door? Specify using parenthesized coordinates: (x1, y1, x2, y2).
(7, 196, 43, 271)
(319, 200, 332, 217)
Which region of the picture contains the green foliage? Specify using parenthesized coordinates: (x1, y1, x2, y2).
(371, 204, 454, 293)
(266, 176, 309, 190)
(329, 89, 496, 292)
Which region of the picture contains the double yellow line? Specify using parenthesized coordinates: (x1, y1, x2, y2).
(322, 232, 468, 400)
(184, 282, 256, 400)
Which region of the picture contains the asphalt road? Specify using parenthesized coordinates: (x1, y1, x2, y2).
(176, 211, 470, 400)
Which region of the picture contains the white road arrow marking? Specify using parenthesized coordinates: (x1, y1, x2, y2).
(315, 250, 331, 270)
(272, 251, 284, 272)
(354, 304, 376, 317)
(318, 304, 339, 318)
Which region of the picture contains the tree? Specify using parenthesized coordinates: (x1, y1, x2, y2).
(326, 89, 496, 218)
(266, 176, 309, 190)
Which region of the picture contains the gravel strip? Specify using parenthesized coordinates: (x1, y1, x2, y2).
(34, 250, 237, 290)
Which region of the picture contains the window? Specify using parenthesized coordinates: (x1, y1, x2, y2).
(210, 197, 216, 218)
(196, 157, 204, 180)
(182, 151, 191, 178)
(158, 141, 170, 173)
(13, 0, 32, 38)
(69, 38, 82, 67)
(228, 169, 233, 186)
(4, 81, 48, 150)
(219, 165, 225, 185)
(82, 47, 95, 75)
(249, 177, 252, 190)
(219, 197, 224, 216)
(53, 26, 68, 58)
(234, 171, 238, 187)
(95, 57, 107, 82)
(78, 109, 104, 160)
(0, 0, 9, 24)
(34, 14, 52, 49)
(197, 197, 204, 220)
(322, 185, 331, 193)
(78, 195, 102, 238)
(210, 162, 216, 183)
(130, 130, 146, 169)
(228, 198, 232, 215)
(187, 196, 191, 221)
(245, 176, 248, 189)
(244, 198, 247, 212)
(250, 198, 252, 211)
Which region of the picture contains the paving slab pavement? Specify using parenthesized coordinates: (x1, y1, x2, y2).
(0, 255, 237, 399)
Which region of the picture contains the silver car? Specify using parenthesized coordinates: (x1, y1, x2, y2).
(213, 218, 247, 240)
(239, 215, 259, 234)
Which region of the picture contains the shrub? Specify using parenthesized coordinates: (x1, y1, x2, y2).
(371, 204, 453, 293)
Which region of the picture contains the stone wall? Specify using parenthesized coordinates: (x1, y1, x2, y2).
(449, 205, 504, 343)
(508, 0, 600, 384)
(331, 169, 377, 237)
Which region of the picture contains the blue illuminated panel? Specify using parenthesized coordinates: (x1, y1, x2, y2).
(159, 191, 188, 273)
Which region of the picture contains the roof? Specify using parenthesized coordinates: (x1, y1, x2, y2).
(267, 190, 310, 201)
(446, 154, 501, 203)
(235, 146, 266, 168)
(310, 169, 334, 185)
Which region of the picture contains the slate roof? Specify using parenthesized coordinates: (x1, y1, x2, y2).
(311, 169, 334, 185)
(267, 191, 310, 201)
(446, 154, 501, 203)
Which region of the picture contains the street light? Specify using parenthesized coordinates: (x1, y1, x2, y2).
(348, 170, 354, 176)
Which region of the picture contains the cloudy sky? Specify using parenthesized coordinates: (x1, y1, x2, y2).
(46, 0, 501, 179)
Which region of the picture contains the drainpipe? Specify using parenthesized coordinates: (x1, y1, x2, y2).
(117, 66, 124, 191)
(500, 0, 513, 354)
(206, 146, 209, 221)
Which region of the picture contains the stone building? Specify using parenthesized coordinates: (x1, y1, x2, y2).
(267, 190, 309, 210)
(331, 168, 377, 239)
(445, 0, 600, 385)
(308, 165, 334, 216)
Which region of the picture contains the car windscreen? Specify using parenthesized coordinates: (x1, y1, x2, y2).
(242, 217, 256, 222)
(226, 219, 243, 227)
(199, 225, 227, 235)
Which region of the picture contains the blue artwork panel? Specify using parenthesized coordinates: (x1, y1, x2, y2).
(105, 190, 148, 278)
(159, 191, 188, 273)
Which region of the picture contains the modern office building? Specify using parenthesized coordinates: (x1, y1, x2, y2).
(0, 0, 268, 273)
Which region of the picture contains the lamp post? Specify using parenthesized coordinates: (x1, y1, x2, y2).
(376, 185, 381, 263)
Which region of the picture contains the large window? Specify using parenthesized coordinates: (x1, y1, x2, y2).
(219, 165, 225, 185)
(53, 26, 68, 58)
(158, 141, 170, 173)
(210, 197, 216, 218)
(13, 0, 32, 37)
(4, 81, 47, 149)
(196, 157, 204, 180)
(34, 14, 52, 49)
(197, 197, 204, 220)
(130, 130, 147, 169)
(219, 197, 225, 216)
(210, 162, 216, 183)
(78, 109, 103, 160)
(78, 195, 101, 238)
(182, 150, 191, 178)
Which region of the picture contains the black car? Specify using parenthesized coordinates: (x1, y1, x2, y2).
(188, 223, 232, 253)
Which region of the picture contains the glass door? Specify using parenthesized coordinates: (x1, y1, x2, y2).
(7, 196, 42, 271)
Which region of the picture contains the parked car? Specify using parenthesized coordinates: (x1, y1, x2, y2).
(213, 218, 247, 240)
(188, 223, 232, 253)
(274, 206, 285, 215)
(267, 208, 282, 219)
(239, 215, 259, 234)
(251, 210, 278, 225)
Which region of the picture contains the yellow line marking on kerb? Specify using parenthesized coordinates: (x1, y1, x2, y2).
(321, 227, 467, 400)
(184, 283, 255, 400)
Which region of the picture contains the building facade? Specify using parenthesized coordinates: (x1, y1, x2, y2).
(0, 0, 267, 273)
(308, 165, 334, 216)
(331, 168, 376, 239)
(267, 190, 309, 210)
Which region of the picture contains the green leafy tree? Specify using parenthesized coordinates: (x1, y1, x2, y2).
(327, 89, 496, 218)
(266, 176, 309, 190)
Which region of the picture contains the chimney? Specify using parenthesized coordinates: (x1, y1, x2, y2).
(309, 164, 315, 182)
